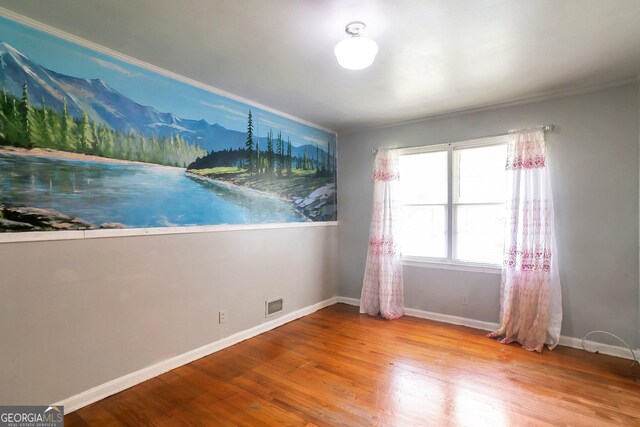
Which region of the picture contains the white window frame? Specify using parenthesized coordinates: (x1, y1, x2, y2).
(398, 135, 508, 274)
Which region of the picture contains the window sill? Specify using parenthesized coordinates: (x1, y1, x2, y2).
(402, 258, 502, 274)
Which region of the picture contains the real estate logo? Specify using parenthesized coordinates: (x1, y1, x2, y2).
(0, 406, 63, 427)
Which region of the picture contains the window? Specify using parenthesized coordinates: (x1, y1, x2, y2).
(398, 137, 507, 268)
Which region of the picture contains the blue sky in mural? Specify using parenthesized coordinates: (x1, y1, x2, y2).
(0, 16, 334, 149)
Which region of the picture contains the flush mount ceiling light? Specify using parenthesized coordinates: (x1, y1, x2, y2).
(334, 21, 379, 70)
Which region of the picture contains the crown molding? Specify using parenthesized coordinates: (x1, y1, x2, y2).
(338, 77, 638, 135)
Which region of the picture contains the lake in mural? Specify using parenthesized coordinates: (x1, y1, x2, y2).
(0, 16, 336, 233)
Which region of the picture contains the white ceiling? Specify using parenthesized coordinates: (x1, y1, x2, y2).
(1, 0, 640, 132)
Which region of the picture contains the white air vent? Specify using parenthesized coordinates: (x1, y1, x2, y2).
(265, 298, 283, 317)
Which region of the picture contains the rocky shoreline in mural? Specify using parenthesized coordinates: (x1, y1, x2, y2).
(186, 170, 336, 221)
(0, 205, 125, 232)
(292, 183, 337, 221)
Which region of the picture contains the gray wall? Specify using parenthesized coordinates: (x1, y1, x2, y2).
(338, 82, 640, 348)
(0, 225, 338, 404)
(1, 83, 637, 407)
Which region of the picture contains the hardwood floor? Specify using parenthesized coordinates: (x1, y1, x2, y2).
(66, 304, 640, 426)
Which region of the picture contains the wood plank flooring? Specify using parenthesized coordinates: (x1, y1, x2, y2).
(66, 304, 640, 426)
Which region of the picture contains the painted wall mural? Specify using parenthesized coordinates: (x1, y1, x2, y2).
(0, 16, 337, 233)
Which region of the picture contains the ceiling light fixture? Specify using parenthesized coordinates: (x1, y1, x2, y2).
(334, 21, 378, 71)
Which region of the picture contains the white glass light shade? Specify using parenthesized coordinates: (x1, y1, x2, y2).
(334, 36, 379, 70)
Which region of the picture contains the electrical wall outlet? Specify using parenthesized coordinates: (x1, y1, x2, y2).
(462, 295, 469, 305)
(219, 310, 227, 324)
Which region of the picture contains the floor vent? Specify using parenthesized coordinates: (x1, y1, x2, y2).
(266, 298, 283, 317)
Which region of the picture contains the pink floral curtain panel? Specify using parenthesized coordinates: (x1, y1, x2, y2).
(360, 148, 405, 320)
(489, 130, 562, 352)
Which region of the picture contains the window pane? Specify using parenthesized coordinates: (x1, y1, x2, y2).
(399, 151, 447, 204)
(401, 205, 447, 258)
(454, 204, 505, 264)
(455, 144, 507, 203)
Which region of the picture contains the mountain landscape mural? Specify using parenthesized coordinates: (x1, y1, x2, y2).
(0, 16, 337, 233)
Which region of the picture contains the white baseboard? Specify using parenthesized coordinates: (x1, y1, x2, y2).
(56, 295, 637, 414)
(404, 307, 500, 332)
(57, 296, 337, 413)
(558, 335, 638, 361)
(336, 296, 360, 306)
(336, 296, 639, 361)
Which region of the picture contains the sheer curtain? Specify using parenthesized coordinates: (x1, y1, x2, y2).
(360, 148, 405, 320)
(489, 130, 562, 352)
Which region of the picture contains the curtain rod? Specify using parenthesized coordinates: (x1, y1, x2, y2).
(371, 124, 554, 155)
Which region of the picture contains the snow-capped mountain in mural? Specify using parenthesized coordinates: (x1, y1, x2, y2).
(0, 41, 248, 152)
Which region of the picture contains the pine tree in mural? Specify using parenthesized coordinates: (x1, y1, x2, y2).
(32, 98, 51, 148)
(266, 129, 274, 175)
(245, 110, 254, 174)
(287, 137, 292, 174)
(45, 99, 60, 148)
(326, 142, 330, 172)
(276, 131, 284, 177)
(0, 89, 20, 144)
(60, 98, 75, 150)
(256, 139, 261, 175)
(77, 111, 94, 153)
(90, 120, 100, 153)
(331, 141, 336, 174)
(17, 81, 32, 147)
